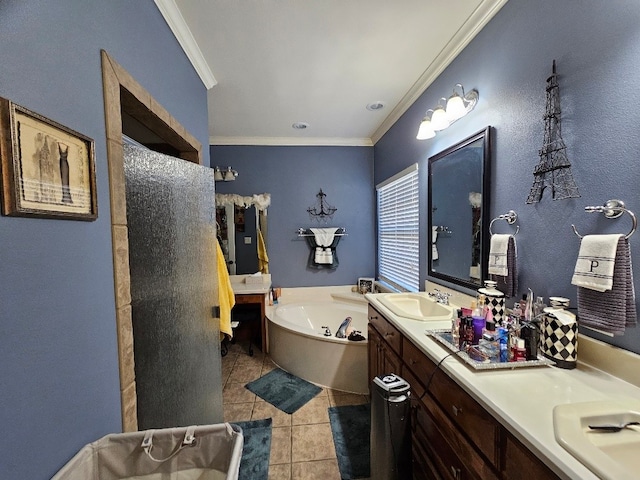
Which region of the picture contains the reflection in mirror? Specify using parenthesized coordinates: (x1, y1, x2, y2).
(428, 127, 491, 290)
(215, 193, 270, 274)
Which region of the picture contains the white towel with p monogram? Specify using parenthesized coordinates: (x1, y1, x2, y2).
(571, 234, 622, 292)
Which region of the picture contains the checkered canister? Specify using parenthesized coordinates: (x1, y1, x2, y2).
(541, 313, 578, 369)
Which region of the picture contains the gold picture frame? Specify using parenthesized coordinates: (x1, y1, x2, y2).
(0, 97, 97, 220)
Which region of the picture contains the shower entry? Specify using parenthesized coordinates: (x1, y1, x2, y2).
(123, 142, 223, 429)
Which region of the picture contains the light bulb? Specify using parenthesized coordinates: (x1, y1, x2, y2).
(416, 118, 436, 140)
(430, 106, 450, 131)
(446, 93, 466, 121)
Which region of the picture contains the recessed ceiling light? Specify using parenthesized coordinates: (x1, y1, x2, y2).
(366, 101, 385, 111)
(292, 122, 309, 130)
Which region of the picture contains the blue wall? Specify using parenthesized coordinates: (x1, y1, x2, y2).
(375, 0, 640, 354)
(211, 145, 375, 287)
(0, 1, 209, 478)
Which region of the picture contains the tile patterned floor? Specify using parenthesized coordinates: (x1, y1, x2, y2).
(222, 342, 370, 480)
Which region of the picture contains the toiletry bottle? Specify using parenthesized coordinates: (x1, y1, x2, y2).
(471, 299, 485, 345)
(479, 314, 499, 359)
(461, 317, 474, 349)
(521, 322, 539, 360)
(523, 288, 534, 323)
(497, 326, 509, 362)
(511, 301, 522, 323)
(451, 309, 462, 346)
(533, 296, 546, 319)
(519, 294, 527, 315)
(511, 338, 527, 361)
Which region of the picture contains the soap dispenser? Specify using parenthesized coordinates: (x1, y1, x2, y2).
(478, 280, 505, 325)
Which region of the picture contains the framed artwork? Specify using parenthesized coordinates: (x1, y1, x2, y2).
(358, 277, 374, 294)
(0, 97, 97, 220)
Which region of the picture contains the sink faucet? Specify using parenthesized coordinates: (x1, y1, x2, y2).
(428, 288, 452, 305)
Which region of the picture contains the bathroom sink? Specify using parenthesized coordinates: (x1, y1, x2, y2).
(376, 293, 453, 321)
(553, 399, 640, 480)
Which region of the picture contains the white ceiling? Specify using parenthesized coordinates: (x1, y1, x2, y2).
(156, 0, 508, 146)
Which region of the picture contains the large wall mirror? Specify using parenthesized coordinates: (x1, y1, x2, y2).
(215, 193, 270, 274)
(428, 127, 491, 290)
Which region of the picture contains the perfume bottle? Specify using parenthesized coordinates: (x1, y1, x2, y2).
(471, 299, 486, 345)
(479, 318, 499, 359)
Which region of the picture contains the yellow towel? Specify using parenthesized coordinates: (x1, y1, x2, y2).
(216, 238, 235, 340)
(257, 228, 269, 274)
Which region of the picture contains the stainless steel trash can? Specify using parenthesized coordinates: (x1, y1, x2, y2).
(370, 373, 411, 480)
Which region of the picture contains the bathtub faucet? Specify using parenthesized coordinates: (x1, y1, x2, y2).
(335, 317, 352, 338)
(322, 326, 332, 336)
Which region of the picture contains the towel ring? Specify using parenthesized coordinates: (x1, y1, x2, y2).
(489, 210, 519, 236)
(571, 199, 637, 240)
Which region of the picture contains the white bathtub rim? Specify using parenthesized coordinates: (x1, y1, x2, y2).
(268, 301, 368, 345)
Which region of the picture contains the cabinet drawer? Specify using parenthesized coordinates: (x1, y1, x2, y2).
(234, 293, 265, 305)
(368, 305, 402, 356)
(403, 337, 500, 467)
(429, 369, 500, 467)
(503, 432, 560, 479)
(413, 396, 498, 480)
(403, 336, 437, 381)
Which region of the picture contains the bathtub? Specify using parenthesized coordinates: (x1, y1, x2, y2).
(267, 300, 369, 394)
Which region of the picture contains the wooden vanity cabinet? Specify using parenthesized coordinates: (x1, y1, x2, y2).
(367, 305, 560, 480)
(368, 305, 402, 382)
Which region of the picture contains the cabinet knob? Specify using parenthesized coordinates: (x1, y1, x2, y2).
(452, 405, 463, 417)
(384, 331, 394, 338)
(369, 316, 378, 320)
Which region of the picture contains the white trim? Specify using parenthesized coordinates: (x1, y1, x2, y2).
(154, 0, 217, 90)
(376, 163, 418, 189)
(209, 136, 373, 147)
(370, 0, 509, 145)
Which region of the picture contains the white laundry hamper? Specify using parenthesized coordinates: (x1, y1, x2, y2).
(52, 423, 244, 480)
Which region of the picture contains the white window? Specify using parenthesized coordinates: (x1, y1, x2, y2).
(376, 164, 419, 292)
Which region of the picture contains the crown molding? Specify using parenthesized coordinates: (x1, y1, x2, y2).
(370, 0, 509, 145)
(154, 0, 217, 89)
(209, 136, 373, 147)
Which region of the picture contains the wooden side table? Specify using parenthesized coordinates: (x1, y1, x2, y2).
(233, 292, 268, 354)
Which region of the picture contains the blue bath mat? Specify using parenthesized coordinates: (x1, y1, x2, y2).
(328, 403, 371, 479)
(233, 418, 272, 480)
(245, 368, 321, 414)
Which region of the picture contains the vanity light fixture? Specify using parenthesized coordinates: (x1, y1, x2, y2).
(214, 166, 238, 182)
(416, 83, 479, 140)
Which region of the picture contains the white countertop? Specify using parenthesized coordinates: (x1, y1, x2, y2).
(365, 293, 640, 480)
(230, 274, 271, 295)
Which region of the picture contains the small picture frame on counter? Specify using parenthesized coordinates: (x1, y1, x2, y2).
(357, 277, 374, 294)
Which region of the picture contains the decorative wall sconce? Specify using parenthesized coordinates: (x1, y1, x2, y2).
(214, 166, 238, 182)
(416, 84, 479, 140)
(307, 189, 337, 220)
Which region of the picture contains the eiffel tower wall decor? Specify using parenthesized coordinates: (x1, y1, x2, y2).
(526, 60, 580, 204)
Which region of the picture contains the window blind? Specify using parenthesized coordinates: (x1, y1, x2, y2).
(376, 164, 419, 292)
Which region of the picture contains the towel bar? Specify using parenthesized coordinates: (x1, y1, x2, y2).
(297, 227, 347, 237)
(571, 199, 637, 239)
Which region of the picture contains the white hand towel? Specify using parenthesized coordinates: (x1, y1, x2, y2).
(310, 227, 339, 247)
(571, 234, 622, 292)
(431, 226, 439, 260)
(315, 247, 333, 264)
(488, 234, 510, 276)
